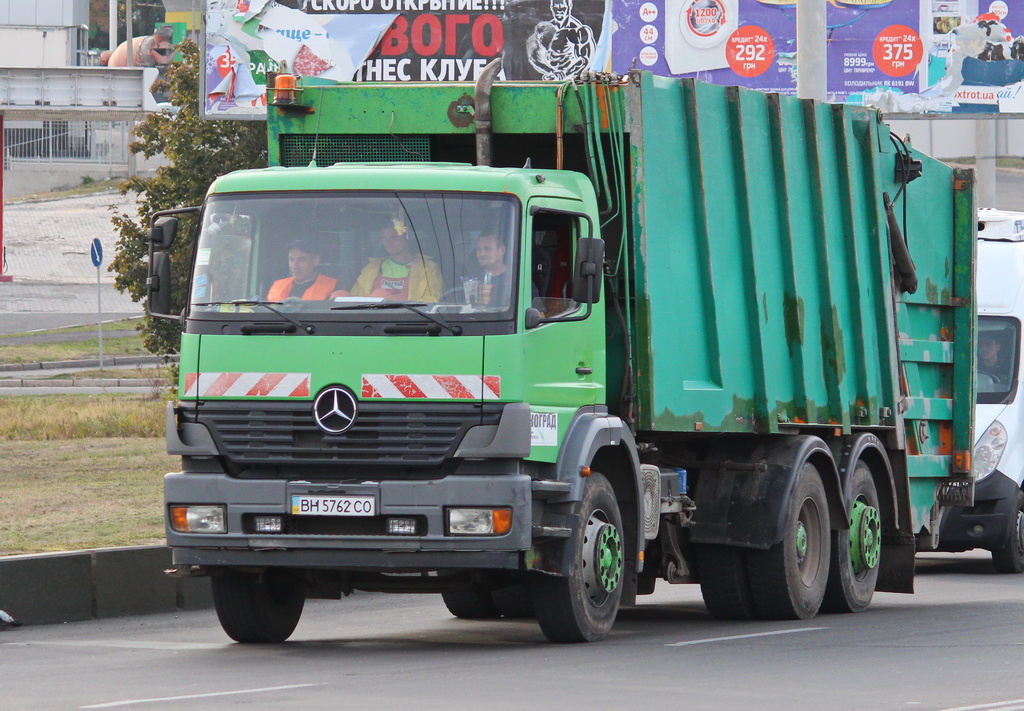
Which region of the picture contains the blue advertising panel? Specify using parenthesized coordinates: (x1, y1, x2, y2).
(612, 0, 1024, 114)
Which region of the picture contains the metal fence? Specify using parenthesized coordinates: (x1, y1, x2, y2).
(3, 116, 133, 170)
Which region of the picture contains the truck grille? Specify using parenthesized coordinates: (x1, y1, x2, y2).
(279, 134, 431, 166)
(196, 401, 497, 467)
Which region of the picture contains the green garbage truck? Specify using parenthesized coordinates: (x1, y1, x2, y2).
(151, 66, 976, 643)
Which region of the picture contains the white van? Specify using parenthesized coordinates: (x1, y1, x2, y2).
(939, 208, 1024, 572)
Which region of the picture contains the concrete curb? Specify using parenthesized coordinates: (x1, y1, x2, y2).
(0, 355, 177, 373)
(0, 378, 171, 388)
(0, 546, 212, 626)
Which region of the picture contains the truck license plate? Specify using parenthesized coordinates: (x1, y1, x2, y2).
(291, 495, 375, 517)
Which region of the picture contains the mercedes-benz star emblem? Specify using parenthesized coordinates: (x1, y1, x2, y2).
(312, 386, 359, 435)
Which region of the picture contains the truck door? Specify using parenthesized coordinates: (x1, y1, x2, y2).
(521, 201, 605, 444)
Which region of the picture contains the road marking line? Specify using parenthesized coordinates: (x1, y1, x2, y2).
(666, 627, 829, 647)
(936, 701, 1024, 711)
(81, 683, 320, 708)
(6, 640, 223, 651)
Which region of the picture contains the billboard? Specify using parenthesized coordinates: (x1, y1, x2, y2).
(203, 0, 611, 118)
(613, 0, 1024, 114)
(203, 0, 1024, 117)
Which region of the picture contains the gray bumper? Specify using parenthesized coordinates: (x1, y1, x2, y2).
(165, 471, 533, 571)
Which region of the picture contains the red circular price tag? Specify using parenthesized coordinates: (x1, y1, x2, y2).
(873, 25, 923, 77)
(726, 25, 774, 78)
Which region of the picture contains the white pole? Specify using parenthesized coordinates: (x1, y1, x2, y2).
(976, 118, 997, 208)
(797, 0, 828, 101)
(126, 0, 134, 67)
(109, 0, 116, 53)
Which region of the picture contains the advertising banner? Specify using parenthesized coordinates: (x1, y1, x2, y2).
(204, 0, 1024, 117)
(203, 0, 611, 118)
(613, 0, 1024, 114)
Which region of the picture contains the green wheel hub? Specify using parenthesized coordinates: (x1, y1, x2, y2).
(850, 499, 881, 574)
(582, 509, 623, 605)
(795, 521, 808, 562)
(595, 524, 623, 593)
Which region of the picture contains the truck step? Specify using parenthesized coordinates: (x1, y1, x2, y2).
(532, 525, 573, 538)
(531, 479, 572, 498)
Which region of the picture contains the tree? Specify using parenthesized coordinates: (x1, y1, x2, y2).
(111, 39, 267, 355)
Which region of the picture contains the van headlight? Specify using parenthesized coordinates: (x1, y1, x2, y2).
(973, 420, 1008, 481)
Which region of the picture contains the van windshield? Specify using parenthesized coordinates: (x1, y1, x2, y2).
(188, 191, 518, 318)
(977, 316, 1020, 405)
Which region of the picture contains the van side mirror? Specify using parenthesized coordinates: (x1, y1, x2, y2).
(572, 237, 604, 304)
(148, 250, 172, 317)
(149, 217, 178, 250)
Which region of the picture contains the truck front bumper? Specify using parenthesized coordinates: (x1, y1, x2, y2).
(165, 471, 534, 571)
(938, 470, 1021, 552)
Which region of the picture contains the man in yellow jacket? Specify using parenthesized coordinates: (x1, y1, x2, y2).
(351, 218, 442, 302)
(267, 239, 338, 301)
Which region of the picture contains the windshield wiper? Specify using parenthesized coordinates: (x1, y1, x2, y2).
(331, 301, 462, 336)
(193, 300, 315, 335)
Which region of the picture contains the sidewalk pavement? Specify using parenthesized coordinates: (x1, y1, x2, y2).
(0, 191, 145, 333)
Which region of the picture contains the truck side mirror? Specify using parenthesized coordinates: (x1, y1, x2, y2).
(148, 250, 172, 317)
(573, 237, 604, 304)
(149, 217, 178, 251)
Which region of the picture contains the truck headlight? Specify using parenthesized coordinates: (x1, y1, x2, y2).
(169, 505, 227, 533)
(447, 508, 512, 535)
(973, 421, 1008, 482)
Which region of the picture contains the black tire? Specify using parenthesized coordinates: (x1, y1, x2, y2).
(491, 583, 534, 618)
(695, 544, 758, 620)
(211, 569, 305, 643)
(822, 462, 881, 613)
(746, 462, 831, 620)
(441, 589, 501, 619)
(992, 488, 1024, 574)
(530, 473, 624, 643)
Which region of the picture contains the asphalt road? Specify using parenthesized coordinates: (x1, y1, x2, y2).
(994, 169, 1024, 212)
(2, 551, 1022, 711)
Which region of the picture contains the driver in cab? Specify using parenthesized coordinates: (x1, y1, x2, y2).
(267, 238, 337, 301)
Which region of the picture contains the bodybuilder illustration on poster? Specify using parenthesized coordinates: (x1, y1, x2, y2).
(502, 0, 605, 80)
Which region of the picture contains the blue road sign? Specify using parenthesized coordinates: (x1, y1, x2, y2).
(90, 238, 103, 267)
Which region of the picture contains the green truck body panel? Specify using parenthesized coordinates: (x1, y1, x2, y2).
(261, 73, 975, 531)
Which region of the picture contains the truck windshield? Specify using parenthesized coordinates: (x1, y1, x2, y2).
(977, 316, 1021, 405)
(189, 191, 519, 318)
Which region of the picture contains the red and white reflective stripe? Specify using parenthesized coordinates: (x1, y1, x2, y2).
(361, 374, 501, 400)
(182, 372, 311, 398)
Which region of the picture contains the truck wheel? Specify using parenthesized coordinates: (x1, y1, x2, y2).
(211, 569, 305, 643)
(992, 489, 1024, 574)
(491, 582, 534, 618)
(441, 589, 501, 619)
(746, 462, 831, 620)
(530, 472, 624, 643)
(695, 544, 758, 620)
(822, 462, 881, 613)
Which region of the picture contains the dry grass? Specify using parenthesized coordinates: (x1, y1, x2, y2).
(38, 367, 166, 380)
(0, 395, 165, 440)
(0, 335, 149, 365)
(0, 438, 168, 554)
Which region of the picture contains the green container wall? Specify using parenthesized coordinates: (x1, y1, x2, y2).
(627, 74, 974, 490)
(265, 73, 975, 515)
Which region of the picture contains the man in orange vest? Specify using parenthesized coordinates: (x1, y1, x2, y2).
(267, 239, 337, 301)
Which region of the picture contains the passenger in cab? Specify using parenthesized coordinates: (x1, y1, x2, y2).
(267, 238, 337, 301)
(351, 216, 442, 302)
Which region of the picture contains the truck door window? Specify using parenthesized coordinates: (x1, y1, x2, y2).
(531, 211, 579, 318)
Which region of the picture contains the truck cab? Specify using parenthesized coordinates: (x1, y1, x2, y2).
(939, 208, 1024, 572)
